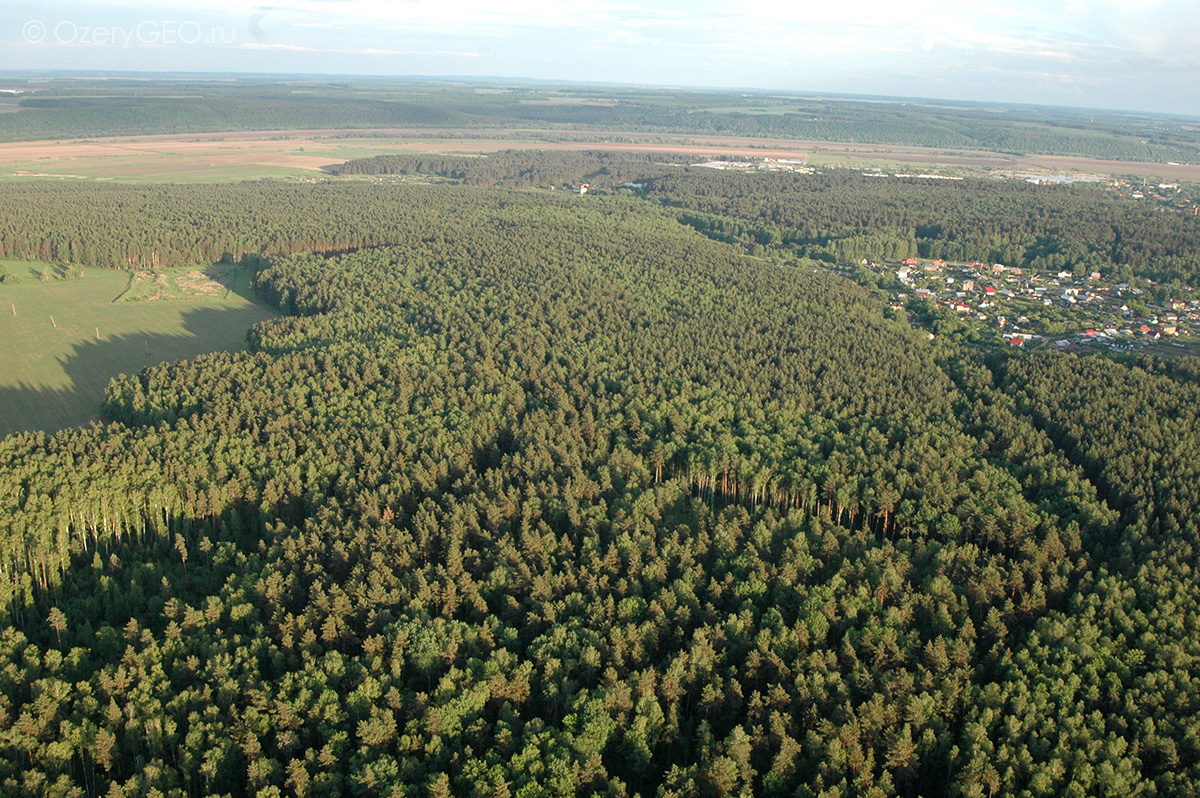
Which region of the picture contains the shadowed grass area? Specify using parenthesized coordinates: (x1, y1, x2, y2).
(0, 261, 274, 436)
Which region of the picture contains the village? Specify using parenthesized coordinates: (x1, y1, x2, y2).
(695, 157, 814, 174)
(656, 159, 1200, 355)
(864, 255, 1200, 354)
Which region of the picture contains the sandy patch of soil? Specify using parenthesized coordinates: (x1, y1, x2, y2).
(176, 270, 226, 296)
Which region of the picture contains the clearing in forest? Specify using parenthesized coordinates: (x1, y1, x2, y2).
(0, 261, 275, 437)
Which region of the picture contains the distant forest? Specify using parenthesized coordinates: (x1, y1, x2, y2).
(2, 171, 1200, 795)
(0, 160, 1196, 284)
(333, 150, 702, 187)
(1, 77, 1198, 163)
(336, 151, 1200, 283)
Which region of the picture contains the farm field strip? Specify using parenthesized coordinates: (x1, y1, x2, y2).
(1, 127, 1196, 182)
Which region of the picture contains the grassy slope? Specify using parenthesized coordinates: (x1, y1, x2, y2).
(0, 261, 274, 437)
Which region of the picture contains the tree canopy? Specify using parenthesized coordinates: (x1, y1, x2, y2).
(1, 178, 1197, 796)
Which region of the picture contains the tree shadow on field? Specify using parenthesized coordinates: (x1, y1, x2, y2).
(0, 304, 270, 440)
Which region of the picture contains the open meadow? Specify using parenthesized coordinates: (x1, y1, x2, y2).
(0, 261, 274, 436)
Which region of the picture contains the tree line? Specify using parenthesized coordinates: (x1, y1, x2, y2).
(4, 78, 1198, 165)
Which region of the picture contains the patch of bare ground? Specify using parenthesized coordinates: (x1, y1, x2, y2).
(176, 270, 226, 296)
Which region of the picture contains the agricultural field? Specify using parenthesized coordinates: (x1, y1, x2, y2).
(3, 126, 1199, 184)
(0, 260, 273, 436)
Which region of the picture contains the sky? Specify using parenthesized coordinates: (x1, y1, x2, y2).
(2, 0, 1198, 115)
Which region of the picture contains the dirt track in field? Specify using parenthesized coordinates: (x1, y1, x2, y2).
(0, 127, 1195, 181)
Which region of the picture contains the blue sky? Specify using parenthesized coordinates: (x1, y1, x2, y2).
(3, 0, 1198, 115)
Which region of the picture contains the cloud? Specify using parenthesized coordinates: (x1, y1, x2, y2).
(4, 0, 1197, 112)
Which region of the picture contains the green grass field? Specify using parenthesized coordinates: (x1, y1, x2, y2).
(0, 136, 484, 183)
(0, 161, 320, 183)
(0, 260, 275, 437)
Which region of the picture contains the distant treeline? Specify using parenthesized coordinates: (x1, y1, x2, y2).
(334, 150, 702, 187)
(0, 96, 468, 141)
(1, 77, 1198, 163)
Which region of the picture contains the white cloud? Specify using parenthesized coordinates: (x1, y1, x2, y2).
(4, 0, 1197, 112)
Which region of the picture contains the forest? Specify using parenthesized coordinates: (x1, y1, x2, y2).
(332, 151, 702, 188)
(0, 163, 1196, 284)
(1, 169, 1200, 797)
(639, 170, 1200, 285)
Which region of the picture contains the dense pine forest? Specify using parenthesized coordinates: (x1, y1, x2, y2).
(0, 165, 1196, 283)
(333, 151, 701, 188)
(640, 171, 1200, 285)
(2, 171, 1200, 796)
